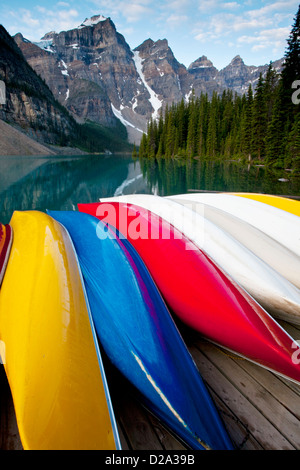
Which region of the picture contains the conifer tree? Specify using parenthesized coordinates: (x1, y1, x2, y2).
(186, 98, 198, 157)
(281, 4, 300, 117)
(265, 82, 285, 165)
(197, 93, 208, 157)
(286, 111, 300, 169)
(206, 92, 218, 158)
(252, 74, 266, 160)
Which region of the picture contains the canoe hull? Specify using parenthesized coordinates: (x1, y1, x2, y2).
(78, 201, 300, 386)
(169, 193, 300, 257)
(95, 194, 300, 325)
(49, 209, 234, 450)
(229, 192, 300, 217)
(174, 197, 300, 291)
(0, 211, 119, 450)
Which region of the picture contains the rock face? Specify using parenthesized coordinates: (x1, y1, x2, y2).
(0, 25, 77, 147)
(134, 38, 188, 108)
(13, 15, 284, 143)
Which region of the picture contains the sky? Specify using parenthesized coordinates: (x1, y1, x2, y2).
(0, 0, 299, 70)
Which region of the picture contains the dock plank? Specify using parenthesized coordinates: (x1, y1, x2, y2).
(188, 339, 296, 450)
(0, 366, 22, 450)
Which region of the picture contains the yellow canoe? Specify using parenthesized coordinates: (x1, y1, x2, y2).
(230, 193, 300, 217)
(0, 211, 120, 450)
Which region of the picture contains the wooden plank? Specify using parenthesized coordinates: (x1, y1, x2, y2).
(231, 355, 300, 420)
(147, 414, 188, 450)
(116, 420, 130, 450)
(189, 341, 295, 450)
(207, 388, 263, 450)
(115, 391, 164, 450)
(199, 341, 300, 449)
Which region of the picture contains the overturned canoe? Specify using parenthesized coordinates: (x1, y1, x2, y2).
(0, 223, 13, 286)
(48, 210, 234, 450)
(173, 197, 300, 290)
(229, 192, 300, 217)
(0, 211, 120, 450)
(94, 194, 300, 325)
(169, 193, 300, 257)
(78, 201, 300, 385)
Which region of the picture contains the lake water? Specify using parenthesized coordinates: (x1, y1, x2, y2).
(0, 153, 299, 224)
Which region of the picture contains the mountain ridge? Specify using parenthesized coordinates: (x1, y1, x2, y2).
(12, 14, 284, 144)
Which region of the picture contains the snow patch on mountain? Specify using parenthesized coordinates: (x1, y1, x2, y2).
(78, 15, 107, 29)
(133, 50, 162, 120)
(34, 39, 55, 53)
(111, 104, 144, 133)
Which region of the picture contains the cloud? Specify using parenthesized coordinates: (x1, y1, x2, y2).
(198, 0, 220, 13)
(238, 27, 291, 53)
(6, 5, 80, 39)
(223, 2, 240, 10)
(166, 13, 188, 27)
(90, 0, 153, 23)
(193, 0, 297, 44)
(123, 3, 152, 23)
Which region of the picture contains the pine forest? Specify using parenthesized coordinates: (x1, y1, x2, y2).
(137, 5, 300, 171)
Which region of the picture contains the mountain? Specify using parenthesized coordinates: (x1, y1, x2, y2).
(13, 15, 284, 145)
(0, 23, 132, 155)
(0, 24, 77, 148)
(14, 15, 149, 144)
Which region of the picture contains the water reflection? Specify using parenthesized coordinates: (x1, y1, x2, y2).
(139, 156, 300, 198)
(0, 154, 150, 224)
(0, 154, 299, 224)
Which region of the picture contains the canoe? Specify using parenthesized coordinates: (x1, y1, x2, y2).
(48, 210, 234, 451)
(78, 201, 300, 386)
(94, 194, 300, 325)
(0, 223, 12, 285)
(229, 192, 300, 217)
(0, 211, 120, 450)
(173, 197, 300, 290)
(169, 193, 300, 257)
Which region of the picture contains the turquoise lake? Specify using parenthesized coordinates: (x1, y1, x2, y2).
(0, 154, 299, 224)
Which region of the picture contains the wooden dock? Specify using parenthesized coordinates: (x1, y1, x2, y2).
(1, 319, 300, 450)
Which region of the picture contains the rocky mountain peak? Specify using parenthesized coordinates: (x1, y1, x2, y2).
(41, 31, 57, 40)
(228, 55, 245, 67)
(188, 56, 216, 71)
(12, 14, 284, 144)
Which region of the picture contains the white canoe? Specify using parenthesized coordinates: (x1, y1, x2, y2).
(100, 194, 300, 325)
(169, 193, 300, 258)
(173, 197, 300, 290)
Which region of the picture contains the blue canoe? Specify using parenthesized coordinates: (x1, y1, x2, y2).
(48, 210, 233, 450)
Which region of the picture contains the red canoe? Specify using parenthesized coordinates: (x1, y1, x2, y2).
(78, 202, 300, 385)
(0, 224, 13, 286)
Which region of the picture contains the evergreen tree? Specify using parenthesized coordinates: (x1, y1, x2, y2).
(286, 111, 300, 169)
(263, 63, 279, 123)
(265, 82, 285, 166)
(197, 93, 208, 157)
(138, 132, 148, 158)
(206, 92, 218, 158)
(281, 4, 300, 118)
(252, 74, 266, 160)
(240, 85, 253, 160)
(186, 98, 198, 157)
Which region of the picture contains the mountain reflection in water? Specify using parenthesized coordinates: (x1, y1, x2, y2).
(0, 154, 299, 224)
